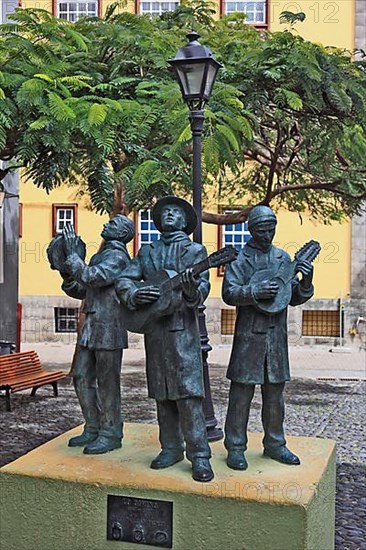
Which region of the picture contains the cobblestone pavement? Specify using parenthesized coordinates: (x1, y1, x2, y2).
(0, 369, 365, 550)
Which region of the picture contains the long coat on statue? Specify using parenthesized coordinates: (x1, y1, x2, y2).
(116, 234, 210, 401)
(222, 240, 314, 385)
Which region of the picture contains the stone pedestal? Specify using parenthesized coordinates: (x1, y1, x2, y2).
(0, 424, 336, 550)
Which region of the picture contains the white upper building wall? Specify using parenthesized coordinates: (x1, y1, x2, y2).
(1, 0, 19, 22)
(355, 0, 366, 51)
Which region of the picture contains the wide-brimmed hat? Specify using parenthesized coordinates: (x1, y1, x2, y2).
(152, 196, 197, 235)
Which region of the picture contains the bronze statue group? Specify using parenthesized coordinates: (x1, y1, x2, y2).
(48, 196, 317, 483)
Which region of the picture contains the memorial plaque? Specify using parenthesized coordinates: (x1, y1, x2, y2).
(107, 495, 173, 547)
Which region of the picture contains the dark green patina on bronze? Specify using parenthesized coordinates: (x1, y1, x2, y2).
(47, 215, 135, 455)
(222, 205, 320, 470)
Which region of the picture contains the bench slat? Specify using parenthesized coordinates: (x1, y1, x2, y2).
(0, 351, 39, 361)
(0, 356, 42, 364)
(0, 361, 41, 372)
(0, 371, 65, 387)
(0, 359, 40, 367)
(0, 357, 43, 372)
(0, 362, 43, 374)
(0, 365, 45, 384)
(11, 374, 66, 392)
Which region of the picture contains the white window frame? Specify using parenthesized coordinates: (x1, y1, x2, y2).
(222, 209, 251, 251)
(57, 1, 98, 22)
(137, 209, 160, 247)
(55, 207, 74, 234)
(140, 1, 180, 16)
(53, 204, 77, 236)
(218, 208, 250, 275)
(224, 1, 267, 25)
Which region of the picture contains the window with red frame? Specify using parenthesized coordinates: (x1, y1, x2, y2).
(52, 204, 78, 236)
(19, 203, 23, 238)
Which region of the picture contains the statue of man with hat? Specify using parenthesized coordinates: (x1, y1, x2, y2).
(48, 215, 135, 454)
(116, 196, 214, 482)
(222, 205, 314, 470)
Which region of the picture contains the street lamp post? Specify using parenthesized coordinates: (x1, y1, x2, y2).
(169, 32, 223, 441)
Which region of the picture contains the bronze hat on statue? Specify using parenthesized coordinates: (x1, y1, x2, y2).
(152, 196, 198, 235)
(247, 205, 277, 228)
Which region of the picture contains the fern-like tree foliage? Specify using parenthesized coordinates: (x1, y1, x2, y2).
(0, 5, 365, 222)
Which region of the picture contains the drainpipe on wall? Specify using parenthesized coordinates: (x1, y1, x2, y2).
(0, 167, 19, 355)
(0, 1, 21, 355)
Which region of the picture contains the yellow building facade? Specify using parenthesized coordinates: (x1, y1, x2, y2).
(16, 0, 365, 346)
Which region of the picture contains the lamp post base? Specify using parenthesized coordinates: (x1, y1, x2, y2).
(198, 304, 224, 442)
(202, 351, 224, 442)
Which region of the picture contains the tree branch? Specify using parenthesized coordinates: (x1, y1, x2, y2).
(284, 125, 304, 173)
(202, 179, 366, 225)
(270, 181, 337, 197)
(110, 183, 131, 217)
(264, 121, 285, 204)
(202, 205, 256, 225)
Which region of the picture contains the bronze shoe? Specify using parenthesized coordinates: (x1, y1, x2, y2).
(83, 435, 122, 455)
(191, 458, 214, 483)
(68, 430, 98, 447)
(263, 447, 300, 465)
(150, 450, 184, 469)
(227, 450, 248, 470)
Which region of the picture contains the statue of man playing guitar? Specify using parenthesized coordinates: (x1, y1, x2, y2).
(116, 196, 214, 483)
(222, 205, 318, 470)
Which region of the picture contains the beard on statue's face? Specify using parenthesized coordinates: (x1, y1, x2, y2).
(160, 205, 186, 232)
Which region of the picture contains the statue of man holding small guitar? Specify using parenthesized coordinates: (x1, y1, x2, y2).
(116, 196, 237, 483)
(222, 205, 320, 470)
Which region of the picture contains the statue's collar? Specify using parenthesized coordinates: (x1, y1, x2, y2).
(246, 238, 273, 253)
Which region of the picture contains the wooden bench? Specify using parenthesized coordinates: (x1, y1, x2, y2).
(0, 350, 66, 411)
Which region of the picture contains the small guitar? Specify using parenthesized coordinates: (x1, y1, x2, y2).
(47, 233, 86, 273)
(250, 240, 321, 315)
(118, 246, 238, 334)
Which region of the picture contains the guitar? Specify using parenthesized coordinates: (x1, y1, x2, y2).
(117, 246, 238, 334)
(47, 233, 86, 273)
(250, 240, 321, 315)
